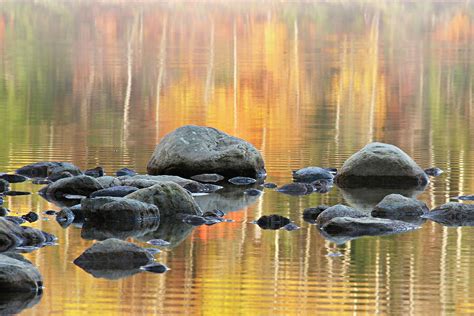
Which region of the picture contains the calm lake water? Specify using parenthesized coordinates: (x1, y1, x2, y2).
(1, 1, 474, 314)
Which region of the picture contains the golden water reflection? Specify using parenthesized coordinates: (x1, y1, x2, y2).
(0, 2, 473, 315)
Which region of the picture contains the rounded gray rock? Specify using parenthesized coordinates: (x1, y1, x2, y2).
(316, 204, 367, 227)
(372, 194, 429, 219)
(335, 143, 429, 188)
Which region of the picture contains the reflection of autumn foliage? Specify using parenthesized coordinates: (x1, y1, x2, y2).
(434, 12, 474, 42)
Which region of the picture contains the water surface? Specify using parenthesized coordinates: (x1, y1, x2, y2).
(0, 1, 474, 314)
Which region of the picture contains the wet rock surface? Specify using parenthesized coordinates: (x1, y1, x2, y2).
(191, 173, 224, 183)
(126, 182, 202, 217)
(0, 174, 28, 183)
(0, 179, 9, 193)
(371, 194, 429, 220)
(228, 177, 257, 185)
(84, 167, 104, 178)
(116, 168, 137, 177)
(80, 219, 160, 241)
(335, 143, 429, 188)
(424, 167, 443, 177)
(140, 263, 168, 274)
(147, 125, 266, 179)
(422, 202, 474, 226)
(303, 205, 330, 224)
(90, 186, 138, 198)
(276, 183, 315, 196)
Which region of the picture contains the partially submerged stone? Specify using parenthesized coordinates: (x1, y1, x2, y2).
(121, 175, 220, 193)
(126, 182, 202, 217)
(424, 167, 443, 177)
(84, 166, 104, 178)
(454, 195, 474, 201)
(316, 204, 367, 227)
(371, 194, 428, 220)
(116, 168, 137, 177)
(40, 175, 103, 200)
(0, 254, 43, 293)
(0, 174, 28, 183)
(147, 125, 266, 179)
(16, 162, 82, 178)
(302, 205, 330, 224)
(421, 202, 474, 226)
(335, 143, 429, 188)
(0, 218, 56, 252)
(255, 214, 291, 230)
(95, 176, 121, 189)
(73, 238, 154, 279)
(228, 177, 257, 185)
(0, 179, 9, 193)
(292, 167, 334, 183)
(276, 183, 314, 196)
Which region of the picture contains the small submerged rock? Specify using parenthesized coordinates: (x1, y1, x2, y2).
(262, 182, 278, 189)
(116, 168, 137, 177)
(424, 167, 443, 177)
(140, 263, 168, 274)
(147, 239, 171, 247)
(292, 167, 334, 183)
(190, 173, 224, 183)
(244, 189, 263, 196)
(4, 191, 31, 196)
(276, 183, 314, 196)
(84, 166, 104, 178)
(0, 174, 28, 183)
(0, 179, 9, 193)
(0, 197, 3, 206)
(228, 177, 257, 185)
(16, 162, 82, 179)
(302, 205, 330, 224)
(21, 212, 39, 223)
(282, 222, 300, 231)
(255, 214, 291, 230)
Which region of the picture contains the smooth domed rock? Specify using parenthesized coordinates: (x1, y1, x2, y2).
(0, 179, 9, 193)
(16, 162, 82, 178)
(116, 168, 137, 177)
(147, 125, 266, 179)
(81, 197, 160, 223)
(335, 143, 429, 188)
(47, 171, 73, 182)
(0, 254, 43, 293)
(320, 217, 419, 237)
(0, 174, 28, 183)
(95, 176, 121, 189)
(84, 167, 104, 178)
(126, 182, 201, 217)
(316, 204, 367, 227)
(421, 203, 474, 226)
(40, 175, 103, 200)
(292, 167, 334, 183)
(302, 205, 330, 224)
(121, 175, 219, 193)
(190, 173, 224, 183)
(372, 194, 429, 220)
(73, 238, 154, 279)
(90, 186, 138, 198)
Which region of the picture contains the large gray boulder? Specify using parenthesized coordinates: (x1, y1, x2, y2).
(0, 253, 43, 292)
(320, 217, 419, 238)
(421, 202, 474, 226)
(335, 143, 429, 188)
(73, 238, 154, 279)
(316, 204, 367, 227)
(40, 175, 103, 200)
(81, 197, 160, 223)
(0, 218, 56, 252)
(147, 125, 266, 179)
(126, 182, 202, 217)
(372, 194, 429, 220)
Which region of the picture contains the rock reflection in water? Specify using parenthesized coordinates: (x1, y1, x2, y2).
(339, 185, 427, 212)
(138, 216, 195, 248)
(193, 185, 260, 213)
(0, 292, 42, 315)
(81, 219, 160, 241)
